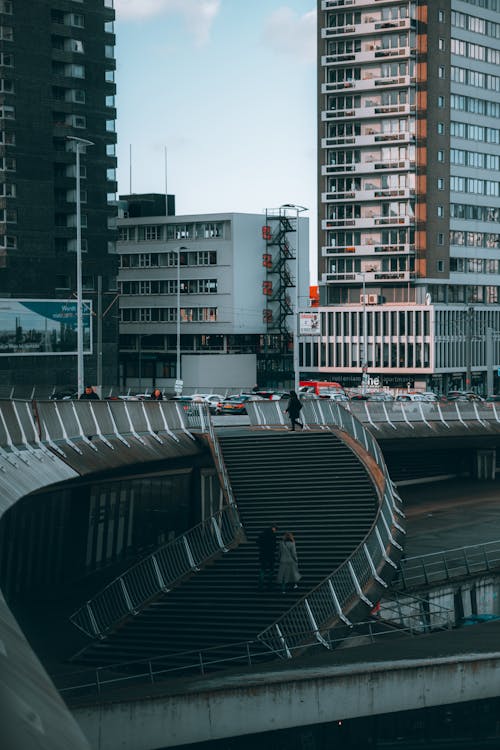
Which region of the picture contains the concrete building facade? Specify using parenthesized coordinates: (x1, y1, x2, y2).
(309, 0, 500, 393)
(117, 201, 309, 392)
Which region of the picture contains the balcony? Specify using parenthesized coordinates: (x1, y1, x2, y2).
(324, 243, 415, 256)
(322, 187, 414, 202)
(322, 0, 404, 8)
(323, 215, 414, 230)
(322, 75, 413, 95)
(323, 131, 414, 149)
(322, 44, 413, 66)
(323, 270, 415, 283)
(322, 159, 415, 176)
(322, 16, 413, 39)
(322, 102, 414, 122)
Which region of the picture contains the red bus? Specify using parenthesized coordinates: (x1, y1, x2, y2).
(299, 380, 344, 397)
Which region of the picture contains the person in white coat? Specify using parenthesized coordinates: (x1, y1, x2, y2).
(277, 532, 301, 593)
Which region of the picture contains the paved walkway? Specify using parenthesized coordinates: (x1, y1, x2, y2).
(400, 477, 500, 557)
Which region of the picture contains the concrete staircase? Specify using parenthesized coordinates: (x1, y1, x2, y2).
(73, 431, 378, 669)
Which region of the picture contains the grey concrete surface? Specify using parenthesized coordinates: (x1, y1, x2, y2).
(400, 478, 500, 557)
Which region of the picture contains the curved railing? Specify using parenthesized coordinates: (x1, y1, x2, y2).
(247, 399, 405, 657)
(70, 504, 243, 638)
(57, 591, 454, 699)
(68, 401, 244, 639)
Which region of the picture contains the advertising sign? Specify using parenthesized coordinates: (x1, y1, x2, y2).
(299, 311, 321, 335)
(0, 299, 92, 355)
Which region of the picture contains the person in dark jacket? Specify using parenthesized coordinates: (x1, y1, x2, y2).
(79, 385, 99, 400)
(285, 390, 303, 431)
(256, 524, 278, 590)
(151, 388, 163, 400)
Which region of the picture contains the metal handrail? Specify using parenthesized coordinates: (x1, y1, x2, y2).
(57, 595, 453, 699)
(247, 399, 404, 657)
(70, 504, 243, 639)
(396, 539, 500, 590)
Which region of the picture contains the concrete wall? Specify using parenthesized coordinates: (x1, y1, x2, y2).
(182, 353, 257, 391)
(73, 650, 500, 750)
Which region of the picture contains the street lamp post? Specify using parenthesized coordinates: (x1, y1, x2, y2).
(67, 136, 94, 398)
(281, 204, 308, 394)
(173, 246, 187, 394)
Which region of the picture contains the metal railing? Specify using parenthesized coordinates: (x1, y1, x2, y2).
(70, 504, 243, 639)
(376, 590, 454, 633)
(247, 399, 405, 657)
(57, 593, 453, 699)
(249, 397, 500, 434)
(395, 539, 500, 591)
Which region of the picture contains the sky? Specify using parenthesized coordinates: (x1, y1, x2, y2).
(114, 0, 317, 278)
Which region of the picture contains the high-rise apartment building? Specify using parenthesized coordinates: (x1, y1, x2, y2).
(0, 0, 118, 391)
(309, 0, 500, 393)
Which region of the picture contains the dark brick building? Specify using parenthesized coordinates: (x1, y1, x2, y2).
(0, 0, 118, 392)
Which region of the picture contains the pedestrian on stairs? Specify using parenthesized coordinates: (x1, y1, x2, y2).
(285, 390, 303, 431)
(256, 524, 278, 590)
(277, 531, 301, 593)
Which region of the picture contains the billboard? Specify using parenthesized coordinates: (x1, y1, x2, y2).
(299, 311, 321, 336)
(0, 299, 92, 355)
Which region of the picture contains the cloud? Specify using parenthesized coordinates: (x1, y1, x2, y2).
(263, 7, 316, 63)
(115, 0, 221, 45)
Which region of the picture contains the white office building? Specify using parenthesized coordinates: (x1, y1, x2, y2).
(117, 200, 309, 392)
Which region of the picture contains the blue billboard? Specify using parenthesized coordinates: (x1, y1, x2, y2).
(0, 299, 92, 355)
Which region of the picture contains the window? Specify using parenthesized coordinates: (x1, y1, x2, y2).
(438, 150, 445, 162)
(437, 233, 445, 245)
(0, 52, 13, 66)
(438, 10, 445, 22)
(55, 275, 70, 289)
(0, 26, 13, 41)
(64, 13, 84, 28)
(438, 65, 446, 78)
(437, 260, 444, 272)
(438, 95, 445, 108)
(437, 122, 445, 134)
(0, 1, 13, 13)
(437, 178, 445, 190)
(438, 38, 445, 51)
(65, 38, 84, 53)
(67, 238, 88, 252)
(437, 205, 444, 218)
(66, 114, 86, 129)
(67, 213, 87, 228)
(65, 64, 85, 79)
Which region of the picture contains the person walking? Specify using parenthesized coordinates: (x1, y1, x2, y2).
(285, 390, 303, 431)
(256, 524, 278, 590)
(277, 531, 301, 593)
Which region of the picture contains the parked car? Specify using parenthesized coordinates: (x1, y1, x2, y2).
(321, 392, 350, 402)
(255, 390, 290, 401)
(216, 394, 264, 415)
(169, 396, 196, 414)
(191, 393, 225, 412)
(366, 392, 394, 402)
(486, 395, 500, 403)
(395, 393, 427, 402)
(447, 391, 484, 402)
